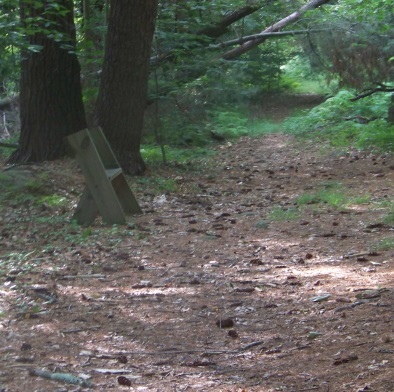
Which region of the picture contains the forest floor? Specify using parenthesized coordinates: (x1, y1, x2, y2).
(0, 95, 393, 392)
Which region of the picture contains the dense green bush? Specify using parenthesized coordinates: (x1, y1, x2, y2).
(283, 90, 394, 150)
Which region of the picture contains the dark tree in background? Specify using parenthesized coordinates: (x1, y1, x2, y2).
(8, 0, 86, 163)
(94, 0, 158, 175)
(388, 94, 394, 124)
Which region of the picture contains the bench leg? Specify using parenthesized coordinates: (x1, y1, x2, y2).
(72, 187, 98, 226)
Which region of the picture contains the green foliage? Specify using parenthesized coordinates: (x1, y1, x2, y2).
(268, 206, 301, 222)
(141, 144, 214, 165)
(38, 194, 67, 207)
(383, 211, 394, 225)
(302, 0, 394, 90)
(351, 194, 372, 205)
(281, 55, 334, 94)
(0, 170, 50, 205)
(74, 1, 106, 110)
(145, 101, 281, 151)
(2, 0, 392, 159)
(357, 120, 394, 151)
(0, 250, 41, 275)
(0, 136, 19, 159)
(247, 119, 281, 137)
(296, 182, 371, 210)
(136, 175, 179, 193)
(381, 200, 394, 225)
(283, 90, 394, 151)
(0, 0, 20, 94)
(297, 181, 344, 208)
(222, 41, 292, 96)
(206, 108, 249, 139)
(145, 98, 210, 147)
(149, 0, 305, 139)
(372, 237, 394, 251)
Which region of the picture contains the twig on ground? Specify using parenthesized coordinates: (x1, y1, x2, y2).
(61, 325, 102, 334)
(29, 369, 93, 388)
(84, 340, 267, 359)
(59, 274, 106, 280)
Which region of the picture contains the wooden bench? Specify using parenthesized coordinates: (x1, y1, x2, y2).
(67, 127, 142, 225)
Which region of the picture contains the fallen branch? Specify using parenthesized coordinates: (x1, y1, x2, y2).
(237, 340, 265, 352)
(350, 85, 394, 101)
(151, 3, 263, 66)
(84, 340, 266, 358)
(221, 0, 331, 60)
(61, 325, 101, 334)
(29, 369, 93, 388)
(59, 274, 106, 280)
(213, 29, 327, 49)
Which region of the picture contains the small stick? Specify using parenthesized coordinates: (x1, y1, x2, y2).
(29, 369, 93, 388)
(59, 274, 106, 280)
(61, 325, 101, 334)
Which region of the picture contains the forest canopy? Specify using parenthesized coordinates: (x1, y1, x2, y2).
(0, 0, 393, 171)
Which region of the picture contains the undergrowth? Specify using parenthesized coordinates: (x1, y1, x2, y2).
(141, 145, 214, 166)
(296, 182, 371, 210)
(283, 90, 394, 151)
(268, 182, 372, 222)
(380, 199, 394, 225)
(144, 87, 394, 164)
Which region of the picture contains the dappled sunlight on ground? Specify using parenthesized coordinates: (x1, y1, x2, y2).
(0, 131, 393, 390)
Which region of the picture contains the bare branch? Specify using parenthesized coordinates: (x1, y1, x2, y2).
(350, 85, 394, 101)
(151, 4, 264, 67)
(198, 4, 265, 38)
(221, 0, 332, 60)
(213, 29, 327, 49)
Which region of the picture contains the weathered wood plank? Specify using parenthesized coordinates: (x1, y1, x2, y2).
(67, 127, 142, 225)
(67, 129, 126, 224)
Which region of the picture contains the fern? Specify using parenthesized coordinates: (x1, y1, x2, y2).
(283, 89, 394, 151)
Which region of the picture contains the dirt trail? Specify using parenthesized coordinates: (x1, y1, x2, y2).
(0, 98, 393, 391)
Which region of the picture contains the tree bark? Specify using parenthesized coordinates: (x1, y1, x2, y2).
(94, 0, 158, 175)
(8, 0, 86, 164)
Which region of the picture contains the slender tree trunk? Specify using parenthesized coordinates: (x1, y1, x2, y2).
(8, 0, 86, 164)
(388, 94, 394, 124)
(94, 0, 158, 175)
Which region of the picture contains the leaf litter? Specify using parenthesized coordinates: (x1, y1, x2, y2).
(0, 104, 393, 391)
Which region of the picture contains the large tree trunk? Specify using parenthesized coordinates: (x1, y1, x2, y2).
(94, 0, 158, 175)
(8, 0, 86, 164)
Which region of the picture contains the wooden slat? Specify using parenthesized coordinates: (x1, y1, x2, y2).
(105, 168, 122, 180)
(72, 187, 98, 225)
(89, 127, 119, 169)
(67, 127, 142, 225)
(111, 174, 142, 214)
(67, 129, 126, 224)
